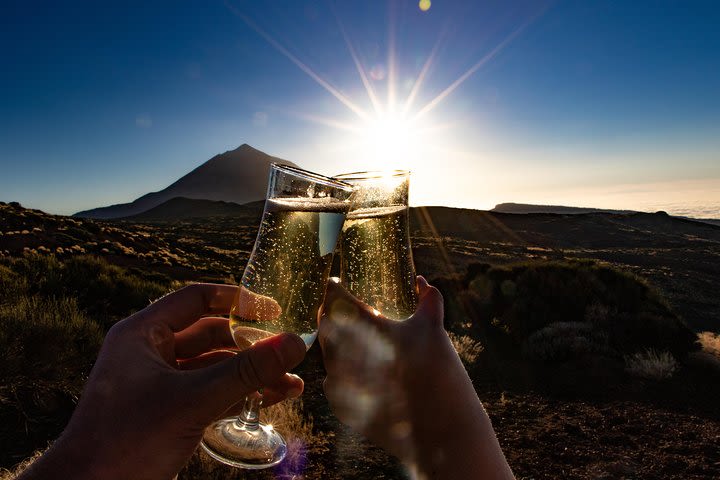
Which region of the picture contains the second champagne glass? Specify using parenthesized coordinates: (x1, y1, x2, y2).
(334, 170, 418, 320)
(201, 164, 354, 469)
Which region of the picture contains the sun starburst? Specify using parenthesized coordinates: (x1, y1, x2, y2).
(226, 0, 545, 184)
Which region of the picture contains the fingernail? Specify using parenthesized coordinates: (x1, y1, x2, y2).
(287, 386, 303, 398)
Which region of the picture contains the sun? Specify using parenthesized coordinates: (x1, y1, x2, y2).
(230, 2, 541, 203)
(356, 112, 419, 166)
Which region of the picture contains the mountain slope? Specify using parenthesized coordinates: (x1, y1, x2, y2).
(124, 197, 264, 221)
(74, 144, 297, 219)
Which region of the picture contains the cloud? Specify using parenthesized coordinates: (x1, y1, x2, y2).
(135, 114, 152, 128)
(252, 111, 268, 127)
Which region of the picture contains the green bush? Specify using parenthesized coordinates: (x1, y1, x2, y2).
(0, 295, 103, 388)
(524, 321, 610, 362)
(0, 253, 173, 466)
(0, 294, 103, 467)
(6, 254, 171, 328)
(438, 260, 697, 361)
(0, 264, 27, 305)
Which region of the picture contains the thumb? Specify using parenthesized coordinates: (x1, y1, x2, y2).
(409, 276, 444, 328)
(192, 333, 306, 417)
(320, 279, 389, 329)
(318, 280, 391, 352)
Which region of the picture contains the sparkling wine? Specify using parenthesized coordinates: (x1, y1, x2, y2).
(230, 197, 347, 348)
(339, 205, 417, 320)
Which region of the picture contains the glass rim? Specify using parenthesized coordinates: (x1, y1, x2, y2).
(272, 163, 354, 192)
(333, 170, 410, 182)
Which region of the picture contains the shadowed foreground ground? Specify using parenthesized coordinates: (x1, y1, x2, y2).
(1, 201, 719, 479)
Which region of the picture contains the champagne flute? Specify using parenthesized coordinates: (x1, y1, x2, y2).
(201, 164, 354, 469)
(334, 171, 417, 320)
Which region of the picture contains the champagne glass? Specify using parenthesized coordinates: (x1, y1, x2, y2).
(334, 171, 417, 320)
(201, 164, 354, 469)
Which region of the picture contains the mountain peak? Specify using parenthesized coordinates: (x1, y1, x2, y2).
(234, 143, 254, 152)
(74, 145, 298, 219)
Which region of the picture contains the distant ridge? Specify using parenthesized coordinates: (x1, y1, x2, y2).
(492, 203, 637, 215)
(677, 216, 720, 227)
(492, 202, 720, 226)
(74, 144, 297, 219)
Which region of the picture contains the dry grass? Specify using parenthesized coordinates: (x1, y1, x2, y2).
(0, 449, 45, 480)
(448, 332, 484, 365)
(698, 331, 720, 357)
(180, 398, 328, 480)
(689, 331, 720, 371)
(1, 401, 323, 480)
(624, 349, 678, 380)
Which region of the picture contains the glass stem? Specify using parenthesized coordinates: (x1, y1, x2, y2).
(236, 391, 263, 431)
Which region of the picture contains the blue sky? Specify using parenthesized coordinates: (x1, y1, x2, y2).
(1, 1, 719, 216)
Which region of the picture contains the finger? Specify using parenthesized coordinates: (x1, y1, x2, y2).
(409, 276, 444, 328)
(213, 373, 303, 418)
(192, 333, 306, 416)
(174, 317, 235, 359)
(219, 391, 301, 419)
(317, 311, 340, 365)
(178, 350, 236, 370)
(135, 283, 238, 332)
(321, 279, 389, 330)
(231, 286, 282, 322)
(180, 353, 303, 404)
(180, 354, 303, 404)
(322, 376, 377, 432)
(318, 280, 358, 357)
(318, 279, 389, 356)
(262, 373, 304, 407)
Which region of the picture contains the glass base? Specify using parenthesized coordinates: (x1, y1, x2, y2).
(201, 418, 287, 469)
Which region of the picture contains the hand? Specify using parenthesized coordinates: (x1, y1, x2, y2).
(318, 276, 451, 459)
(318, 277, 514, 479)
(19, 283, 307, 480)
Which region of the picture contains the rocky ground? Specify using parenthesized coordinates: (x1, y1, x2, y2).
(2, 201, 720, 479)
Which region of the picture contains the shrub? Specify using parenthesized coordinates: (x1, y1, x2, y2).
(0, 264, 28, 305)
(523, 321, 610, 361)
(0, 254, 175, 466)
(624, 349, 678, 380)
(0, 295, 104, 465)
(439, 260, 697, 361)
(0, 295, 103, 387)
(7, 254, 171, 328)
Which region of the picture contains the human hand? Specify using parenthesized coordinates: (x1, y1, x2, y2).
(318, 277, 514, 479)
(318, 276, 451, 460)
(19, 283, 306, 480)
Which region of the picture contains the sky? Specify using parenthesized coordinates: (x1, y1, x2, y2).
(1, 0, 719, 217)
